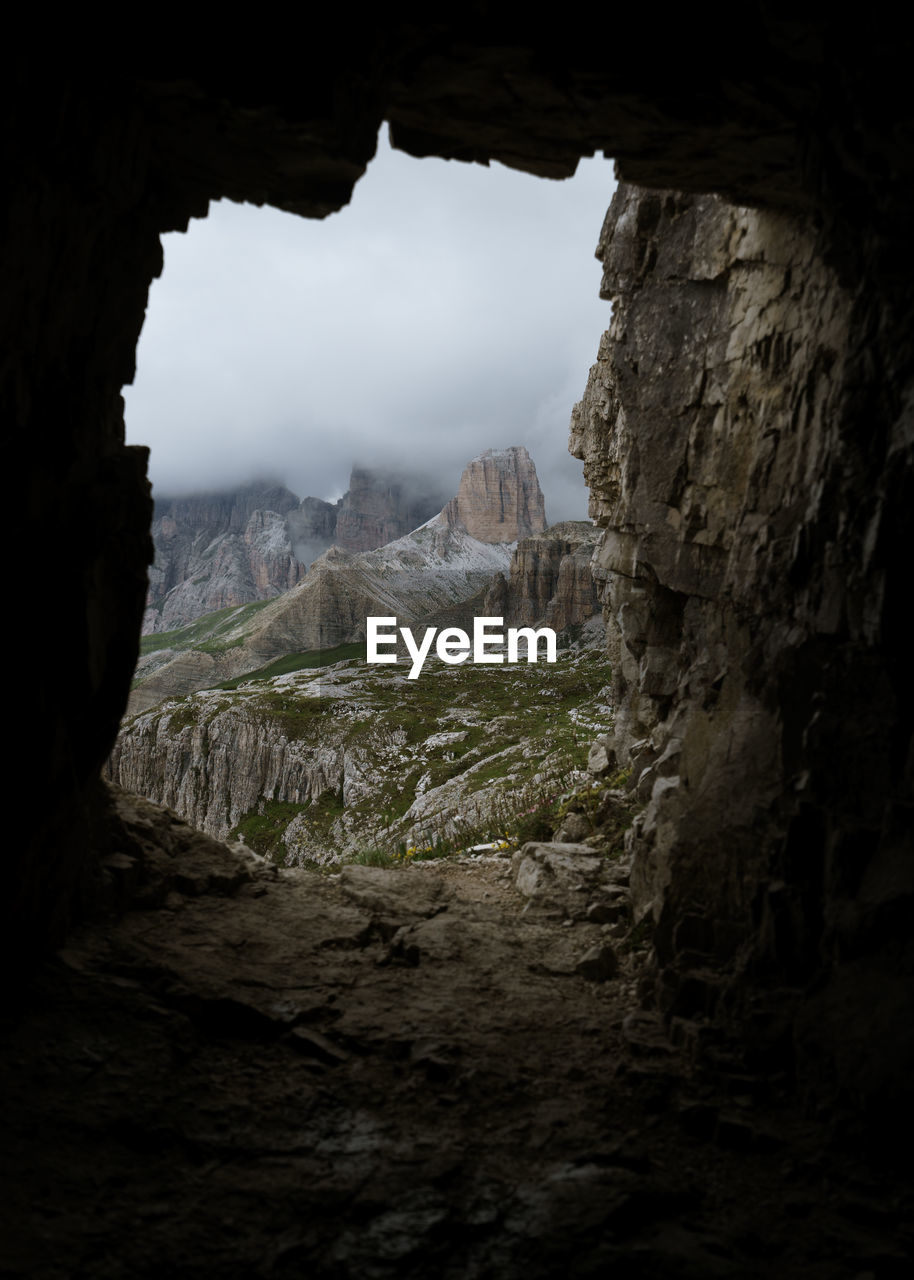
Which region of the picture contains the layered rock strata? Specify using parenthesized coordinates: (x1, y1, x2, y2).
(334, 467, 447, 552)
(145, 470, 450, 633)
(130, 449, 546, 711)
(484, 521, 600, 633)
(145, 483, 307, 632)
(109, 642, 610, 859)
(571, 182, 913, 1113)
(439, 447, 547, 543)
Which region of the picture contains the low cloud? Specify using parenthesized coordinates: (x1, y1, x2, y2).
(125, 129, 616, 523)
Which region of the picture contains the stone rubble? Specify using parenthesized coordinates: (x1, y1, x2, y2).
(1, 788, 908, 1277)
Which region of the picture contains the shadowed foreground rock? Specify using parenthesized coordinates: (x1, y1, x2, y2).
(0, 790, 910, 1278)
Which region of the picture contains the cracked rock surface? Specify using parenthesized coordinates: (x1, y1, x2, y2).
(0, 794, 910, 1278)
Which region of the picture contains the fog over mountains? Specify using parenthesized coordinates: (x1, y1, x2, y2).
(124, 130, 616, 522)
(145, 465, 455, 633)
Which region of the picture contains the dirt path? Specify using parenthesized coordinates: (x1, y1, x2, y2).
(0, 794, 909, 1278)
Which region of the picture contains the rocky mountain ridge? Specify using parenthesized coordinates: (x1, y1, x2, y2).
(483, 520, 600, 634)
(110, 636, 612, 863)
(438, 447, 547, 543)
(129, 448, 552, 712)
(113, 511, 606, 869)
(144, 482, 307, 633)
(334, 467, 448, 552)
(144, 468, 450, 634)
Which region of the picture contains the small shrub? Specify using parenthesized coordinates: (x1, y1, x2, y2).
(348, 848, 398, 868)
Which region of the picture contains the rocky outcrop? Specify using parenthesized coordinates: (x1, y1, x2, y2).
(110, 641, 610, 859)
(484, 521, 600, 633)
(571, 182, 914, 1115)
(145, 483, 307, 633)
(148, 509, 308, 633)
(439, 447, 547, 543)
(130, 451, 551, 711)
(158, 483, 299, 533)
(285, 495, 341, 565)
(334, 467, 447, 552)
(146, 470, 450, 633)
(129, 522, 515, 712)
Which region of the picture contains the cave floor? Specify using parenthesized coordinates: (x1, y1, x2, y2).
(0, 799, 909, 1279)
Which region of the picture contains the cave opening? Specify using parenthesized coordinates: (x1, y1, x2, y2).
(117, 126, 619, 865)
(5, 38, 914, 1271)
(126, 128, 615, 531)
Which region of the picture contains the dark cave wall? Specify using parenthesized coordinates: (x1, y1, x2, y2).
(4, 20, 913, 1109)
(4, 62, 383, 960)
(4, 78, 159, 950)
(571, 185, 914, 1112)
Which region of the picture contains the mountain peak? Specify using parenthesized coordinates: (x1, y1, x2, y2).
(438, 445, 547, 543)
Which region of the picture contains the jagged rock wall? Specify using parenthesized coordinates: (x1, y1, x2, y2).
(129, 448, 541, 709)
(440, 447, 547, 543)
(286, 495, 341, 561)
(109, 701, 346, 838)
(335, 467, 447, 552)
(484, 521, 600, 632)
(146, 501, 308, 633)
(145, 472, 449, 633)
(571, 184, 913, 1112)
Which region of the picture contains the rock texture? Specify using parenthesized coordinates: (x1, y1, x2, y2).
(145, 486, 308, 633)
(110, 642, 610, 858)
(8, 20, 914, 1153)
(285, 494, 341, 565)
(439, 447, 547, 543)
(16, 789, 909, 1278)
(570, 182, 914, 1116)
(334, 467, 447, 552)
(484, 520, 600, 633)
(145, 471, 449, 633)
(129, 523, 515, 711)
(130, 449, 548, 711)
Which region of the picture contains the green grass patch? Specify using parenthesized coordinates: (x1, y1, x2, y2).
(165, 700, 198, 733)
(217, 642, 367, 689)
(252, 692, 333, 738)
(231, 799, 308, 862)
(140, 599, 274, 656)
(348, 848, 399, 868)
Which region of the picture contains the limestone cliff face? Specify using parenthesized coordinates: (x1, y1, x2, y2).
(483, 521, 601, 632)
(131, 452, 547, 711)
(110, 643, 610, 862)
(145, 483, 307, 633)
(129, 523, 514, 712)
(146, 470, 449, 633)
(334, 468, 447, 552)
(440, 447, 547, 543)
(153, 483, 301, 539)
(571, 183, 911, 1108)
(109, 697, 349, 838)
(285, 496, 341, 565)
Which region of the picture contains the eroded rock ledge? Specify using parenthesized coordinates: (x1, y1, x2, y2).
(571, 184, 913, 1114)
(3, 787, 909, 1276)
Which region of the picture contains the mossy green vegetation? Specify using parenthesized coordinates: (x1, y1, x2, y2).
(218, 642, 367, 689)
(231, 799, 310, 861)
(267, 648, 613, 864)
(165, 700, 199, 733)
(140, 599, 274, 656)
(135, 643, 617, 870)
(251, 691, 333, 738)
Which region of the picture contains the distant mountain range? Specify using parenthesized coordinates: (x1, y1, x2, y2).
(144, 468, 454, 634)
(129, 447, 599, 714)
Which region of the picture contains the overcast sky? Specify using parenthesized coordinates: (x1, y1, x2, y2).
(124, 129, 616, 523)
